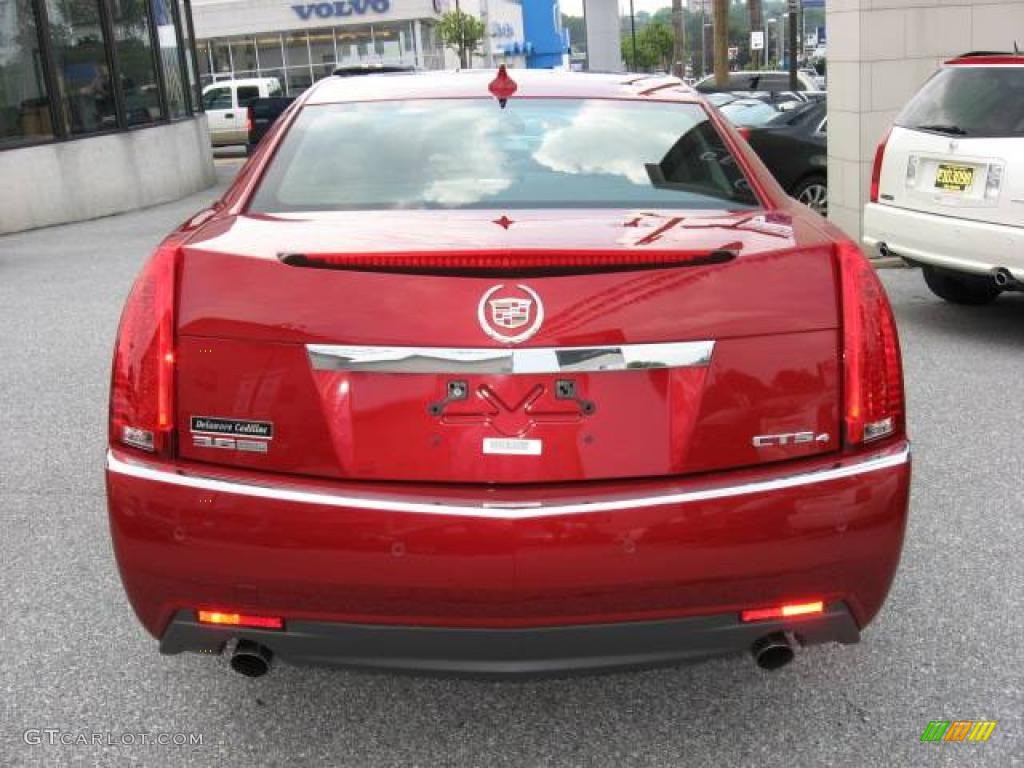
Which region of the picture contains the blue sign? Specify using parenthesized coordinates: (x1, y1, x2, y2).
(292, 0, 390, 20)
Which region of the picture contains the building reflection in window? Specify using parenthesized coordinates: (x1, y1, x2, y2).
(0, 0, 54, 145)
(46, 0, 118, 134)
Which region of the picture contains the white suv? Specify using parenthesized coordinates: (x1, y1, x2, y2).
(863, 53, 1024, 304)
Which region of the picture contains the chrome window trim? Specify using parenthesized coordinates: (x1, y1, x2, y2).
(307, 341, 715, 375)
(107, 445, 910, 520)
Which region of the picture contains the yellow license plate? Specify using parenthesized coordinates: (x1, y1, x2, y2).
(935, 164, 974, 192)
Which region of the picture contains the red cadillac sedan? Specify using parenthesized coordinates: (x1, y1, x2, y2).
(106, 68, 910, 677)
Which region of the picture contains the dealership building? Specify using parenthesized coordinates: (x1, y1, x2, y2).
(190, 0, 568, 93)
(0, 0, 215, 234)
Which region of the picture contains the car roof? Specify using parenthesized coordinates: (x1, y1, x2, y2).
(944, 52, 1024, 65)
(304, 69, 699, 105)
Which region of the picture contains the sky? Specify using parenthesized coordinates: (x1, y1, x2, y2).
(560, 0, 673, 18)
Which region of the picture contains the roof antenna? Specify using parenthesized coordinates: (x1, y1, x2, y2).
(488, 65, 518, 109)
(1016, 41, 1020, 54)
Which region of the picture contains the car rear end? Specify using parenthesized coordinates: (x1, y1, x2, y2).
(864, 54, 1024, 295)
(106, 72, 910, 676)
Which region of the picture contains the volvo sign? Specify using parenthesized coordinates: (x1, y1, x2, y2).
(291, 0, 390, 20)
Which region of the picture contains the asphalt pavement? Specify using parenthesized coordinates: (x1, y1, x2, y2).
(1, 165, 1021, 767)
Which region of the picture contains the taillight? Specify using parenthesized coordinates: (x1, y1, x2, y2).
(245, 106, 253, 136)
(736, 126, 752, 141)
(869, 127, 891, 203)
(109, 240, 180, 457)
(836, 240, 904, 446)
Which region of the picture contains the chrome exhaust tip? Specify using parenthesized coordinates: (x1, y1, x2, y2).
(230, 639, 273, 678)
(751, 632, 796, 671)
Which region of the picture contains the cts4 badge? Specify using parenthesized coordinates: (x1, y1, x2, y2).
(752, 431, 830, 448)
(478, 284, 544, 344)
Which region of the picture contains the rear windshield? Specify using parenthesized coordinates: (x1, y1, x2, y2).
(896, 66, 1024, 138)
(248, 99, 758, 212)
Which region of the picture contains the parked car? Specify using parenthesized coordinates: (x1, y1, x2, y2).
(800, 67, 826, 90)
(864, 51, 1024, 303)
(106, 69, 909, 678)
(695, 70, 821, 93)
(718, 97, 804, 129)
(246, 97, 296, 151)
(245, 67, 417, 152)
(742, 100, 828, 215)
(202, 77, 282, 147)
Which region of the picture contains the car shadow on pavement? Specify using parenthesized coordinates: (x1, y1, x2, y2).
(892, 278, 1024, 348)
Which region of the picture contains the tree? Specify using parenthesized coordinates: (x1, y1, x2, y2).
(621, 22, 674, 73)
(437, 10, 487, 68)
(713, 0, 729, 87)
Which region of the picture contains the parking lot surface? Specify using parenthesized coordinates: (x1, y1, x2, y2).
(1, 167, 1021, 766)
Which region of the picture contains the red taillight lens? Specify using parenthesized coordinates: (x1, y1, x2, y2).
(736, 126, 752, 141)
(245, 106, 253, 136)
(197, 610, 284, 630)
(109, 240, 180, 457)
(869, 127, 891, 203)
(836, 241, 904, 446)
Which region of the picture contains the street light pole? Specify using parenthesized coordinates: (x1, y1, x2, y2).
(787, 0, 798, 90)
(629, 0, 638, 72)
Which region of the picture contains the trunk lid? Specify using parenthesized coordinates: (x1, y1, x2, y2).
(175, 209, 841, 483)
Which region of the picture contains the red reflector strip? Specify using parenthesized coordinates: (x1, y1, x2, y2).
(741, 601, 824, 623)
(197, 610, 284, 630)
(281, 248, 736, 273)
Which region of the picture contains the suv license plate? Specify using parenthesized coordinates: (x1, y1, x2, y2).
(935, 164, 974, 192)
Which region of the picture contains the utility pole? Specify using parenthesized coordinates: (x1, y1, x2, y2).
(671, 0, 684, 78)
(787, 0, 798, 89)
(713, 0, 728, 88)
(629, 0, 638, 72)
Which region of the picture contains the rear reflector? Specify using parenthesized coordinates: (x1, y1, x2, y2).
(197, 610, 284, 630)
(741, 601, 824, 622)
(279, 248, 737, 275)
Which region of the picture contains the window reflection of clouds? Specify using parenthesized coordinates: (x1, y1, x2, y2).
(279, 103, 510, 207)
(533, 102, 696, 185)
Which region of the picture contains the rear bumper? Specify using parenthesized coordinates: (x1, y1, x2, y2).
(160, 603, 860, 676)
(106, 442, 910, 672)
(863, 202, 1024, 279)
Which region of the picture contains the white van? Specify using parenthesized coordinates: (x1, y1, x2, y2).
(202, 78, 282, 146)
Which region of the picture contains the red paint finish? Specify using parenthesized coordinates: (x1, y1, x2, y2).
(106, 71, 910, 665)
(107, 443, 910, 637)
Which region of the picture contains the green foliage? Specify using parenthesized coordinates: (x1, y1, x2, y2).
(621, 21, 674, 72)
(437, 10, 487, 67)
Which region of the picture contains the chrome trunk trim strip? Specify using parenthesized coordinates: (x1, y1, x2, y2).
(306, 341, 715, 375)
(107, 445, 910, 520)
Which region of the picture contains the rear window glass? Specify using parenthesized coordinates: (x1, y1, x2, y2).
(248, 99, 757, 212)
(896, 66, 1024, 138)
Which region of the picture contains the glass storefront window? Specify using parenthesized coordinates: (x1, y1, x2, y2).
(282, 31, 309, 70)
(110, 0, 161, 125)
(231, 37, 257, 71)
(151, 0, 186, 117)
(256, 34, 283, 70)
(308, 30, 334, 70)
(210, 40, 231, 75)
(0, 0, 54, 145)
(46, 0, 118, 134)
